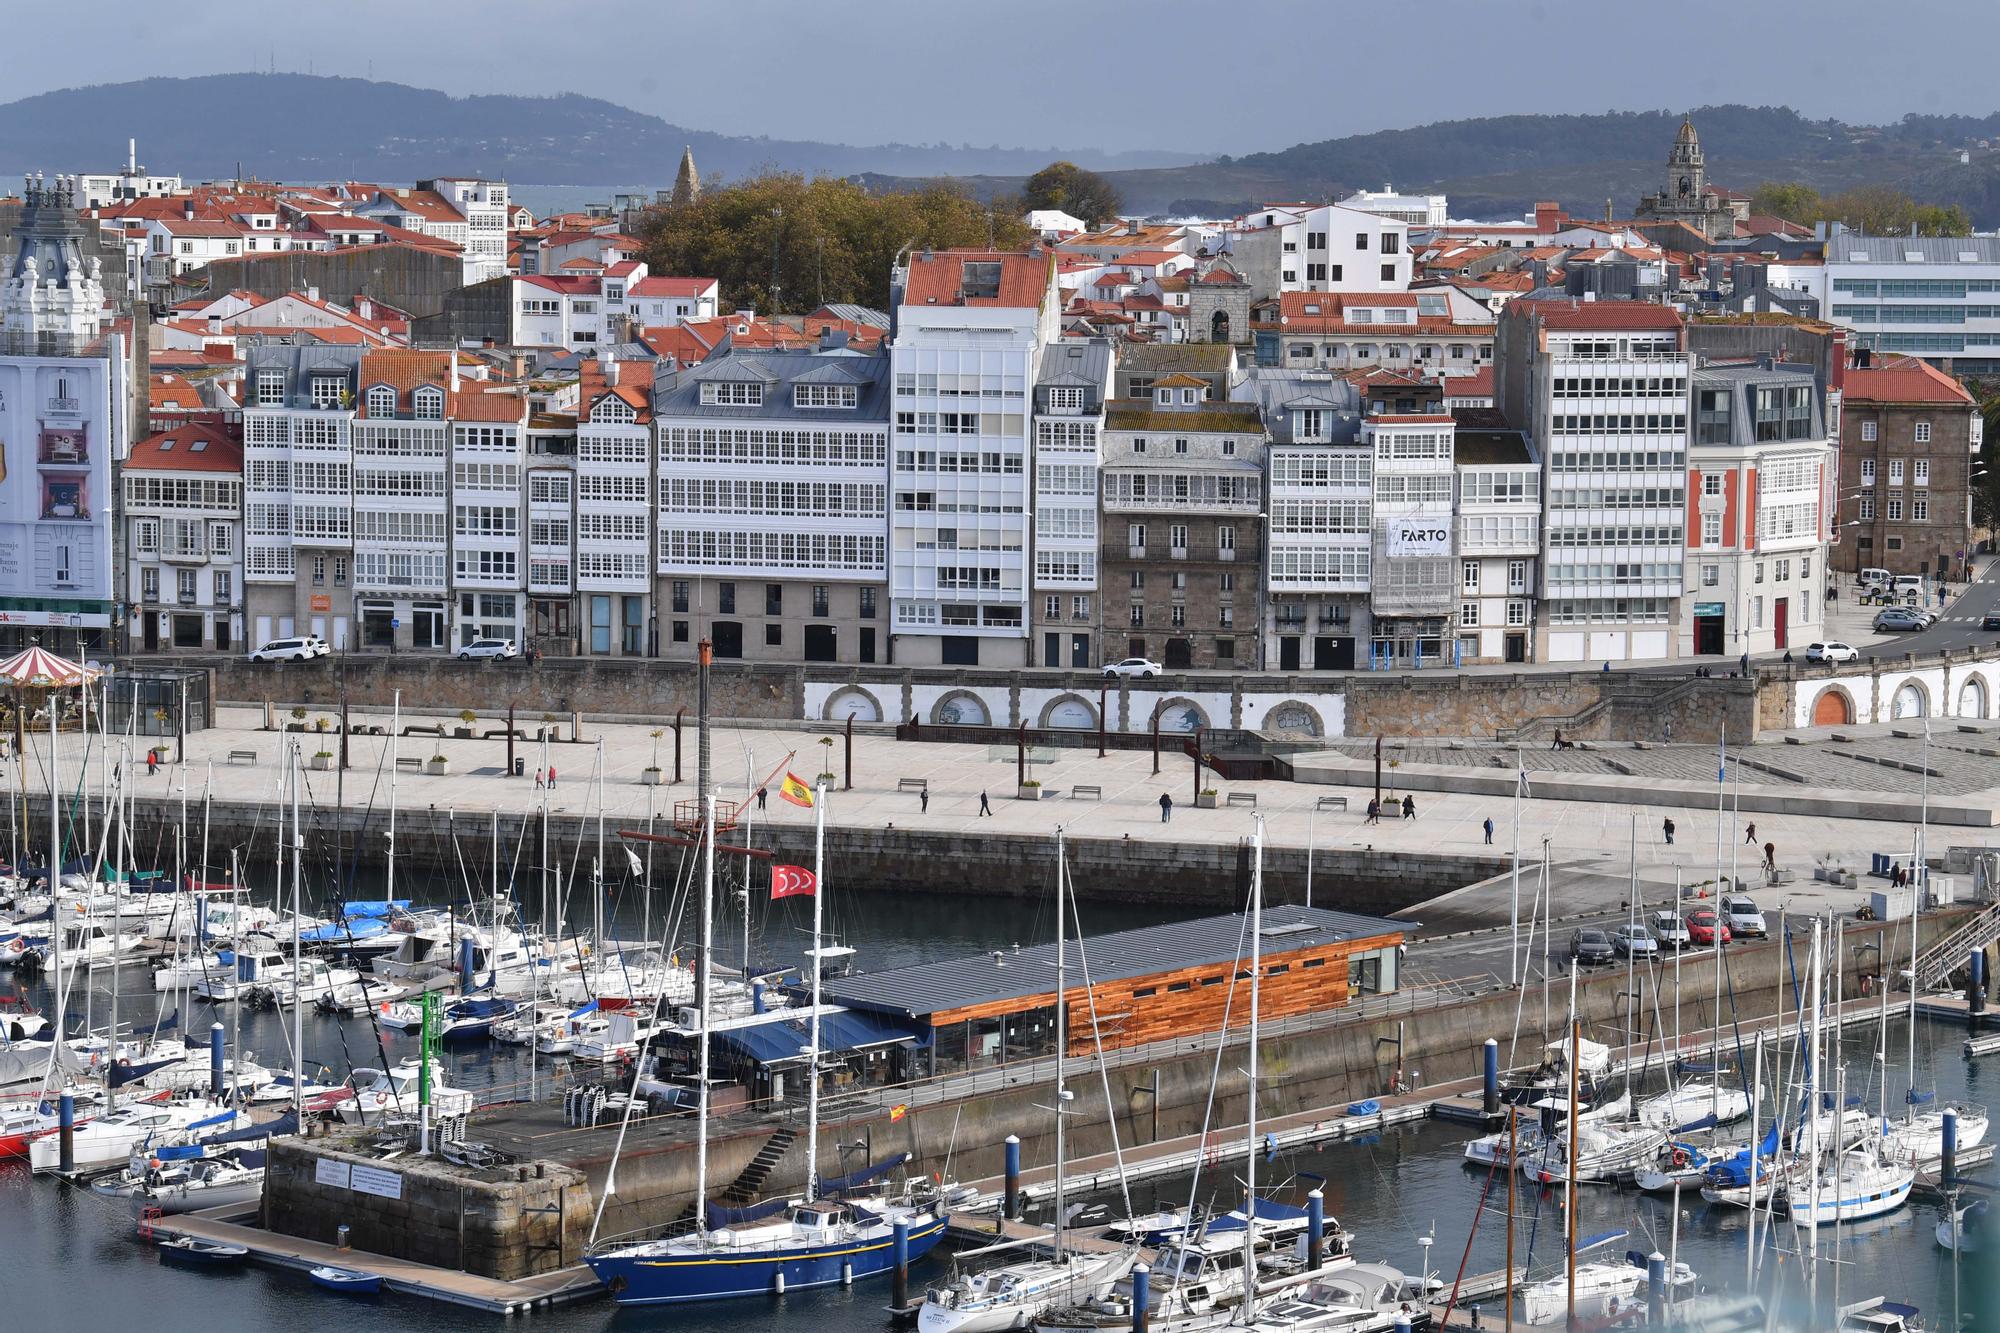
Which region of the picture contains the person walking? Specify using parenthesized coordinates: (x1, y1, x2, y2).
(534, 766, 544, 791)
(547, 765, 557, 790)
(1365, 798, 1381, 825)
(755, 787, 768, 811)
(1763, 841, 1776, 874)
(1740, 651, 1751, 676)
(1401, 794, 1416, 820)
(978, 790, 992, 817)
(1159, 792, 1173, 824)
(1483, 817, 1495, 845)
(1743, 820, 1757, 846)
(919, 788, 930, 814)
(1550, 728, 1564, 752)
(1663, 816, 1675, 845)
(146, 749, 158, 776)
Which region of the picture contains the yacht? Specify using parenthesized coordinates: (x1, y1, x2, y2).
(1786, 1146, 1915, 1226)
(317, 1059, 474, 1125)
(92, 1150, 265, 1214)
(1516, 1252, 1694, 1326)
(26, 1098, 237, 1174)
(1635, 1080, 1751, 1131)
(1517, 1118, 1667, 1185)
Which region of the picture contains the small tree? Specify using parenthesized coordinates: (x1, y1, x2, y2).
(817, 734, 836, 781)
(290, 706, 307, 723)
(649, 728, 664, 771)
(459, 709, 477, 727)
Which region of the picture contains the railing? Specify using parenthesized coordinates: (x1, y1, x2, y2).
(1913, 899, 2000, 991)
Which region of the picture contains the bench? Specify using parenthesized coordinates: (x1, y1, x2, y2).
(896, 777, 928, 794)
(1315, 794, 1348, 812)
(226, 749, 258, 766)
(1071, 784, 1102, 801)
(1226, 792, 1258, 808)
(395, 756, 423, 773)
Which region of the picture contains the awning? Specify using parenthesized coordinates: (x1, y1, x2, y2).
(708, 1009, 927, 1068)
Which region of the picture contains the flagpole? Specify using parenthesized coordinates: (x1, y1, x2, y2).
(806, 777, 826, 1202)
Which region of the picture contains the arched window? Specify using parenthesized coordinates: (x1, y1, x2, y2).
(1210, 310, 1231, 343)
(413, 386, 444, 420)
(365, 385, 395, 418)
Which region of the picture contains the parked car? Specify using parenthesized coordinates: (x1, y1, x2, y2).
(1859, 567, 1892, 591)
(1720, 894, 1767, 939)
(247, 636, 330, 663)
(1685, 909, 1733, 947)
(1650, 910, 1693, 950)
(1103, 657, 1163, 679)
(1611, 922, 1659, 959)
(1806, 641, 1859, 664)
(456, 638, 519, 661)
(1873, 607, 1927, 633)
(1569, 928, 1617, 966)
(1983, 612, 2000, 632)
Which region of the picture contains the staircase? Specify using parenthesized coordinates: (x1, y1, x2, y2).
(721, 1126, 798, 1205)
(1911, 900, 2000, 991)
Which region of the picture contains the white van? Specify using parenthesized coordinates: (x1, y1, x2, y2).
(1859, 567, 1891, 588)
(1892, 574, 1926, 599)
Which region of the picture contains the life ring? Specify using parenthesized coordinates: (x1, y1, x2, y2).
(1671, 1147, 1689, 1168)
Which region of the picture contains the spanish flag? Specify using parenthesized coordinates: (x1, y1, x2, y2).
(889, 1104, 908, 1123)
(779, 772, 815, 808)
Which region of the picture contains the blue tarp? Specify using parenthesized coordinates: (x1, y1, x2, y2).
(706, 1196, 787, 1230)
(339, 900, 410, 919)
(820, 1152, 911, 1197)
(301, 918, 389, 944)
(710, 1010, 927, 1067)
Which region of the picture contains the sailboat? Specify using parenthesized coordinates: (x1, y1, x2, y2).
(585, 789, 946, 1305)
(918, 829, 1138, 1333)
(1514, 1234, 1693, 1326)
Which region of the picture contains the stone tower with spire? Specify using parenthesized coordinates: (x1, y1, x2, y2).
(3, 173, 105, 355)
(1633, 117, 1746, 242)
(671, 146, 701, 206)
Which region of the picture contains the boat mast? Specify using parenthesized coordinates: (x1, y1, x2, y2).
(1908, 717, 1928, 1115)
(388, 690, 398, 904)
(1714, 726, 1730, 1122)
(1805, 919, 1822, 1314)
(1511, 740, 1523, 984)
(1241, 814, 1264, 1323)
(595, 736, 606, 959)
(805, 779, 827, 1200)
(106, 746, 124, 1113)
(694, 794, 716, 1238)
(229, 847, 242, 1104)
(1564, 965, 1578, 1328)
(48, 679, 61, 1031)
(1745, 1031, 1762, 1290)
(1053, 826, 1067, 1262)
(290, 743, 304, 1123)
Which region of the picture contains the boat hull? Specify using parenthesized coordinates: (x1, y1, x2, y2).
(589, 1213, 947, 1304)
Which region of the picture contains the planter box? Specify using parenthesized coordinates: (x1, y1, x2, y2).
(426, 759, 450, 776)
(640, 769, 666, 786)
(453, 727, 475, 739)
(284, 723, 305, 733)
(1195, 792, 1220, 809)
(1016, 785, 1043, 801)
(309, 754, 334, 772)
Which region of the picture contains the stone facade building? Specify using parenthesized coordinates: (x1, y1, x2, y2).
(1836, 355, 1981, 579)
(1185, 261, 1253, 345)
(1633, 119, 1748, 243)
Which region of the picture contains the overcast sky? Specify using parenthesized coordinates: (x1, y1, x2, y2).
(22, 0, 2000, 158)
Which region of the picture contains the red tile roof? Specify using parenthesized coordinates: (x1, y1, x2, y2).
(126, 422, 242, 474)
(1845, 357, 1975, 406)
(1515, 298, 1683, 331)
(901, 250, 1050, 309)
(628, 276, 717, 298)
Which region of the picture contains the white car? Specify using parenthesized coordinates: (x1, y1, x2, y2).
(1720, 894, 1768, 939)
(456, 638, 519, 661)
(247, 636, 330, 663)
(1805, 641, 1858, 663)
(1102, 657, 1164, 679)
(1649, 910, 1692, 951)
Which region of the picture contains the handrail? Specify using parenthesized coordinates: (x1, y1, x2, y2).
(1913, 900, 2000, 991)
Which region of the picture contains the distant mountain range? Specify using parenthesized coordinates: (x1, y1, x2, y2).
(0, 74, 1195, 189)
(878, 105, 2000, 225)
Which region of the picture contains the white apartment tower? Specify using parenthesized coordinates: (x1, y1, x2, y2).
(887, 250, 1057, 667)
(1030, 339, 1111, 668)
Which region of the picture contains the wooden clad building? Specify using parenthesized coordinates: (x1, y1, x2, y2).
(815, 905, 1409, 1078)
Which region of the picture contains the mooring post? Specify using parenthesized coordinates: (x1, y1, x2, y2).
(1482, 1037, 1500, 1116)
(1131, 1264, 1150, 1333)
(892, 1218, 910, 1308)
(1306, 1189, 1324, 1270)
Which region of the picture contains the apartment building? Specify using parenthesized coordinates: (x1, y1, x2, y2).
(1099, 376, 1265, 670)
(1495, 299, 1691, 664)
(1030, 339, 1112, 669)
(652, 335, 891, 664)
(242, 345, 361, 649)
(1229, 203, 1413, 302)
(1837, 355, 1981, 579)
(575, 354, 656, 655)
(1815, 231, 2000, 377)
(349, 350, 453, 650)
(1250, 289, 1494, 378)
(886, 249, 1057, 667)
(1682, 360, 1834, 656)
(1258, 372, 1369, 670)
(1338, 186, 1449, 228)
(1453, 427, 1541, 664)
(124, 422, 243, 653)
(419, 178, 511, 282)
(1365, 412, 1460, 667)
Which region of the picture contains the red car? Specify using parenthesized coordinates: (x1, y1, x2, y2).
(1685, 909, 1733, 947)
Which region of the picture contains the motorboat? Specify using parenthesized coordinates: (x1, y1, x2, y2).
(157, 1236, 250, 1269)
(27, 1098, 237, 1174)
(436, 996, 519, 1042)
(245, 1071, 343, 1105)
(1631, 1138, 1713, 1193)
(1882, 1102, 1990, 1165)
(1837, 1299, 1926, 1332)
(316, 1059, 474, 1126)
(1034, 1225, 1314, 1330)
(151, 950, 233, 993)
(571, 1006, 662, 1063)
(920, 1248, 1139, 1333)
(1518, 1118, 1667, 1185)
(1245, 1265, 1430, 1332)
(309, 1264, 382, 1295)
(93, 1150, 265, 1214)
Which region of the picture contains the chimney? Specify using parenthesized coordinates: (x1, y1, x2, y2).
(510, 352, 527, 381)
(602, 350, 619, 387)
(206, 315, 221, 335)
(306, 286, 319, 303)
(818, 328, 848, 353)
(449, 351, 461, 392)
(1829, 329, 1848, 394)
(357, 297, 373, 321)
(128, 138, 137, 174)
(1533, 201, 1561, 234)
(182, 198, 195, 221)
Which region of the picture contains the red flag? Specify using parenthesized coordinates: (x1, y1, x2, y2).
(771, 864, 817, 900)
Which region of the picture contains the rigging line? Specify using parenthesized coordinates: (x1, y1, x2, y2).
(1060, 835, 1135, 1230)
(1435, 1139, 1504, 1330)
(1167, 894, 1252, 1251)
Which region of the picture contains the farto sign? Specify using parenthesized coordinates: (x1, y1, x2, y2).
(1386, 519, 1451, 557)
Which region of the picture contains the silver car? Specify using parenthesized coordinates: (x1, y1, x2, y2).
(1611, 923, 1659, 958)
(1649, 909, 1692, 950)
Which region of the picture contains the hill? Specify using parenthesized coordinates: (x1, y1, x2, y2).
(0, 74, 1196, 187)
(881, 105, 2000, 225)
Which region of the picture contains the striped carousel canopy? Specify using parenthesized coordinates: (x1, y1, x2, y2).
(0, 646, 101, 688)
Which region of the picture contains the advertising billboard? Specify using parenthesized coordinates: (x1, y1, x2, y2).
(0, 355, 114, 622)
(1384, 511, 1452, 558)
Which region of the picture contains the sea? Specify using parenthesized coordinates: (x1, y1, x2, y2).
(2, 875, 1995, 1332)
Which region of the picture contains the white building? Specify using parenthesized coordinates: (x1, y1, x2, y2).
(1252, 289, 1494, 378)
(124, 422, 243, 653)
(1495, 299, 1691, 664)
(574, 354, 656, 655)
(1257, 372, 1370, 671)
(1815, 231, 2000, 378)
(1365, 413, 1460, 668)
(420, 178, 511, 283)
(74, 139, 183, 209)
(887, 249, 1057, 667)
(1453, 429, 1541, 665)
(604, 265, 721, 329)
(1029, 339, 1112, 669)
(1339, 185, 1449, 228)
(241, 345, 360, 650)
(1229, 203, 1413, 300)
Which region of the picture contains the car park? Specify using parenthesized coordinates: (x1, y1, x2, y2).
(1610, 922, 1659, 958)
(1805, 641, 1858, 663)
(247, 636, 330, 663)
(456, 638, 519, 661)
(1102, 657, 1163, 679)
(1649, 910, 1692, 950)
(1685, 909, 1732, 947)
(1720, 895, 1767, 939)
(1569, 928, 1617, 966)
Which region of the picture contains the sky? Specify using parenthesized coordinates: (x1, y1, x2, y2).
(16, 0, 2000, 158)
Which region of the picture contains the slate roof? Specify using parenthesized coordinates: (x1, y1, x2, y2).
(817, 904, 1411, 1021)
(653, 344, 891, 420)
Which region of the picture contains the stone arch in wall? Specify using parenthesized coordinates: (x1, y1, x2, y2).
(1961, 675, 1989, 721)
(1809, 685, 1854, 728)
(1263, 700, 1325, 738)
(1211, 310, 1231, 343)
(930, 690, 991, 727)
(820, 686, 883, 724)
(1152, 697, 1211, 733)
(1891, 679, 1929, 720)
(1038, 694, 1098, 730)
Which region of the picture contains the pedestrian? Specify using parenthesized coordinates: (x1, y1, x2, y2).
(756, 787, 767, 811)
(1740, 651, 1750, 676)
(1743, 820, 1757, 846)
(1401, 794, 1416, 820)
(1550, 728, 1563, 752)
(1483, 816, 1495, 844)
(1602, 661, 1611, 673)
(1158, 792, 1172, 824)
(919, 788, 930, 814)
(1763, 841, 1776, 873)
(534, 766, 544, 791)
(1663, 816, 1675, 845)
(547, 765, 557, 790)
(978, 790, 992, 817)
(145, 749, 158, 776)
(1365, 798, 1380, 825)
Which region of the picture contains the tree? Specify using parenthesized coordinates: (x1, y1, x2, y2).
(1021, 161, 1122, 227)
(1748, 180, 1972, 236)
(1749, 181, 1822, 222)
(638, 173, 1032, 315)
(1977, 394, 2000, 533)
